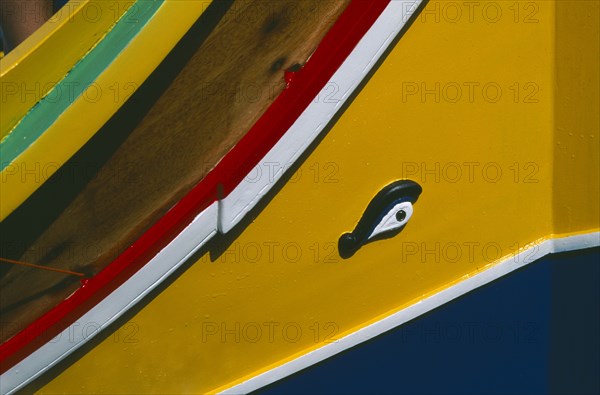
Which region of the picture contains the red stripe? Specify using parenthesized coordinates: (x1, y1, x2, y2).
(0, 0, 391, 372)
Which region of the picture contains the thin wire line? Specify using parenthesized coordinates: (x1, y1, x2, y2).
(0, 257, 86, 277)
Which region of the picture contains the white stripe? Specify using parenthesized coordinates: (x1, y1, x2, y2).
(7, 1, 593, 393)
(0, 2, 424, 391)
(218, 0, 424, 233)
(1, 203, 219, 395)
(220, 231, 600, 395)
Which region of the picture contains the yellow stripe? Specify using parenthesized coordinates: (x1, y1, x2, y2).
(0, 1, 214, 220)
(37, 1, 599, 394)
(553, 0, 600, 234)
(0, 1, 131, 139)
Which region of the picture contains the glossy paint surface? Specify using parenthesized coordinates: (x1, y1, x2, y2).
(33, 0, 599, 393)
(0, 1, 214, 220)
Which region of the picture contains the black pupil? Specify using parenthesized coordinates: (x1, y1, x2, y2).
(396, 210, 406, 222)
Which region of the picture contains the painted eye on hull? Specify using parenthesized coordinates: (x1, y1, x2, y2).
(339, 180, 422, 259)
(368, 201, 414, 240)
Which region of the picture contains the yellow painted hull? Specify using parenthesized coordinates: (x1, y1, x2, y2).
(1, 0, 597, 393)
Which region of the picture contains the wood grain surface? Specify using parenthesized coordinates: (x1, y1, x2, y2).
(0, 0, 350, 342)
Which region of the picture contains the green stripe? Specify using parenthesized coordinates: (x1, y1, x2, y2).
(0, 0, 163, 171)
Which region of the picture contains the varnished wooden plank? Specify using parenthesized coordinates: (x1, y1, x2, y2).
(0, 0, 350, 342)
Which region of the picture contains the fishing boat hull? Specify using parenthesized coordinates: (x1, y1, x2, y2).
(1, 0, 598, 393)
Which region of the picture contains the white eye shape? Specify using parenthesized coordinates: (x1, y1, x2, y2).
(368, 201, 414, 241)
